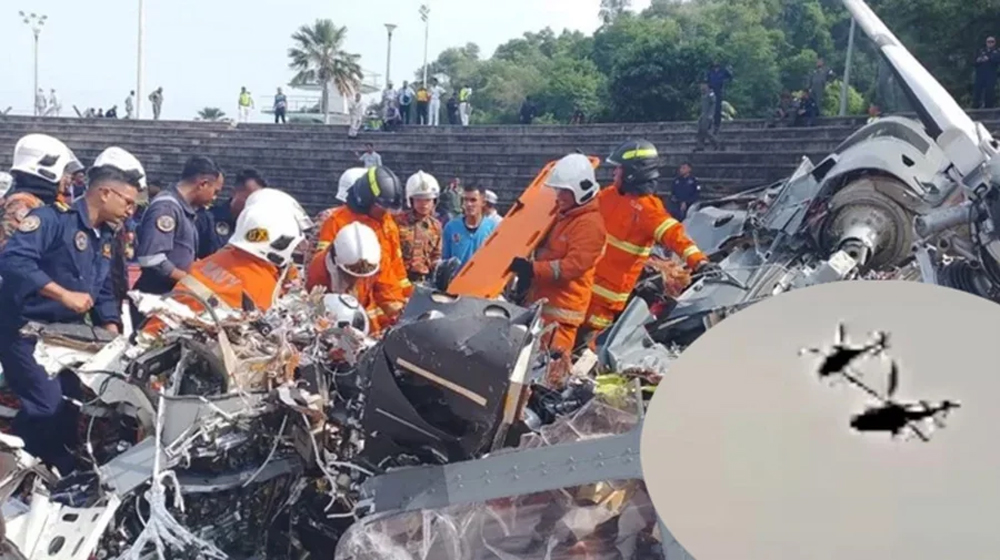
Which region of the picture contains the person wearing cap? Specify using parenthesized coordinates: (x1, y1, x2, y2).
(398, 171, 443, 283)
(483, 189, 502, 227)
(0, 147, 146, 475)
(134, 156, 224, 300)
(0, 134, 83, 250)
(508, 153, 606, 357)
(313, 166, 411, 324)
(580, 140, 715, 344)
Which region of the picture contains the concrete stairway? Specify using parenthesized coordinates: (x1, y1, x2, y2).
(1, 110, 999, 216)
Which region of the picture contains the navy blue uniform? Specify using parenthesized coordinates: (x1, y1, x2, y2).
(669, 175, 701, 221)
(706, 66, 733, 129)
(134, 187, 198, 295)
(195, 200, 234, 258)
(0, 199, 119, 474)
(974, 47, 1000, 109)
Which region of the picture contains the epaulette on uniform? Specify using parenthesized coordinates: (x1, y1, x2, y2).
(53, 201, 71, 213)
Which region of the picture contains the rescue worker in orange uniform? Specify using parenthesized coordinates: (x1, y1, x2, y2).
(0, 134, 83, 249)
(302, 168, 367, 260)
(397, 170, 443, 283)
(312, 167, 410, 324)
(306, 222, 388, 335)
(508, 153, 607, 355)
(580, 139, 717, 343)
(140, 189, 312, 335)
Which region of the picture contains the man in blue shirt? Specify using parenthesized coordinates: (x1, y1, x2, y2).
(0, 153, 144, 474)
(669, 162, 701, 221)
(442, 185, 498, 269)
(196, 167, 268, 258)
(706, 61, 733, 132)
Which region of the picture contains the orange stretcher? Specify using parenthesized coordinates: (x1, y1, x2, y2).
(446, 155, 602, 299)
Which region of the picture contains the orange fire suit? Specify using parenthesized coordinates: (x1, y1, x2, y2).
(314, 206, 412, 309)
(305, 248, 386, 335)
(585, 187, 708, 331)
(142, 245, 286, 335)
(525, 198, 607, 354)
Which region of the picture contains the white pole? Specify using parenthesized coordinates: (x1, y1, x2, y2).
(137, 0, 145, 119)
(839, 16, 856, 117)
(422, 4, 430, 85)
(33, 32, 39, 116)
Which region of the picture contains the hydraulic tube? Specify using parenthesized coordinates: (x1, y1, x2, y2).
(914, 201, 973, 238)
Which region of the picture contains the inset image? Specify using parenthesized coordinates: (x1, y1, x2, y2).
(640, 281, 1000, 560)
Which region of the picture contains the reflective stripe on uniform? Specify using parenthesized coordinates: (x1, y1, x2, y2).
(591, 283, 631, 304)
(550, 261, 561, 280)
(621, 148, 658, 160)
(653, 218, 680, 242)
(137, 253, 168, 268)
(177, 275, 233, 312)
(400, 277, 412, 289)
(606, 234, 652, 257)
(542, 305, 585, 324)
(683, 246, 703, 259)
(586, 314, 614, 329)
(315, 241, 330, 252)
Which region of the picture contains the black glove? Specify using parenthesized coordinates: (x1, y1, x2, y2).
(695, 260, 722, 276)
(509, 257, 534, 293)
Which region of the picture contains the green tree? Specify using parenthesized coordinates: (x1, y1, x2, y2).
(288, 19, 363, 125)
(599, 0, 633, 26)
(196, 107, 226, 121)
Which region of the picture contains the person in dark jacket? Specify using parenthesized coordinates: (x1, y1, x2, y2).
(669, 163, 701, 221)
(973, 37, 1000, 109)
(706, 62, 733, 131)
(795, 90, 820, 127)
(520, 97, 537, 124)
(447, 94, 460, 125)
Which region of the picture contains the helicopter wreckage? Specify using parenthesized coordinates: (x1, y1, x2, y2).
(3, 0, 1000, 556)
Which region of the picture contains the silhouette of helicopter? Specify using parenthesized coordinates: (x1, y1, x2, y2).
(799, 322, 890, 381)
(845, 361, 961, 442)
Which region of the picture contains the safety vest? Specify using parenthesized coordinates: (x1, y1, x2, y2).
(416, 90, 430, 102)
(239, 92, 252, 107)
(459, 88, 471, 102)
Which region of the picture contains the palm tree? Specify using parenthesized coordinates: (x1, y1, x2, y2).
(197, 107, 226, 121)
(288, 19, 363, 125)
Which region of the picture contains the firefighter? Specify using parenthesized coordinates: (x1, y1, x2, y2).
(398, 170, 443, 283)
(312, 167, 410, 324)
(141, 189, 311, 335)
(0, 134, 83, 249)
(0, 150, 145, 475)
(580, 139, 717, 344)
(305, 222, 388, 335)
(508, 153, 607, 355)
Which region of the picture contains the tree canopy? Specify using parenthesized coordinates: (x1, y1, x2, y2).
(408, 0, 1000, 124)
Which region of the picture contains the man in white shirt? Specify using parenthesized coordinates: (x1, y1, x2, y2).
(34, 89, 47, 117)
(382, 83, 396, 110)
(46, 90, 61, 117)
(429, 78, 446, 126)
(125, 91, 136, 119)
(357, 143, 383, 168)
(348, 93, 365, 137)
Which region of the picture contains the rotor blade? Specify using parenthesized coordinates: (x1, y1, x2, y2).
(907, 421, 930, 442)
(887, 361, 899, 397)
(837, 323, 845, 345)
(841, 368, 886, 402)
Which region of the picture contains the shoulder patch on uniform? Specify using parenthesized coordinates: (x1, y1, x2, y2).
(102, 243, 112, 258)
(75, 231, 88, 251)
(18, 215, 40, 233)
(54, 201, 70, 212)
(215, 222, 231, 236)
(156, 215, 176, 233)
(244, 227, 269, 243)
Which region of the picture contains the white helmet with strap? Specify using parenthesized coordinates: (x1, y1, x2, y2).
(336, 168, 368, 203)
(93, 146, 147, 189)
(545, 153, 599, 205)
(228, 189, 310, 267)
(11, 134, 82, 184)
(322, 293, 370, 336)
(332, 222, 381, 278)
(405, 170, 440, 206)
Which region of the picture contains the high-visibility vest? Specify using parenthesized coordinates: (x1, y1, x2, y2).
(459, 88, 471, 102)
(239, 92, 252, 107)
(416, 90, 430, 102)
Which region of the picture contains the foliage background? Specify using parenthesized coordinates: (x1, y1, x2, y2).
(403, 0, 1000, 124)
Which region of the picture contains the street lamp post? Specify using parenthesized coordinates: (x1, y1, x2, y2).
(419, 3, 430, 86)
(137, 0, 145, 119)
(20, 11, 47, 116)
(385, 23, 397, 88)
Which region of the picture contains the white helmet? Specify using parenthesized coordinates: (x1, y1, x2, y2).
(11, 134, 81, 184)
(484, 190, 498, 206)
(405, 171, 440, 206)
(322, 293, 370, 336)
(228, 189, 309, 267)
(333, 222, 381, 278)
(243, 188, 315, 233)
(93, 146, 147, 189)
(0, 172, 12, 198)
(545, 153, 599, 205)
(336, 168, 368, 203)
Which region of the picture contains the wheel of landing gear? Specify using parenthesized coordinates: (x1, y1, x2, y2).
(820, 176, 915, 271)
